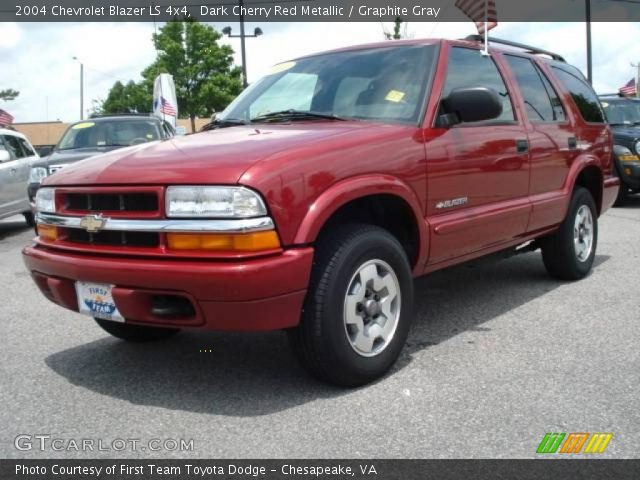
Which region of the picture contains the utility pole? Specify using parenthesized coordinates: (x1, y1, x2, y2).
(585, 0, 593, 84)
(222, 0, 263, 89)
(73, 56, 84, 119)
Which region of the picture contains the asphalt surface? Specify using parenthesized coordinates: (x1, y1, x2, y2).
(1, 198, 639, 459)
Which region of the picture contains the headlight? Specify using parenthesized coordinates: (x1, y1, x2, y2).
(635, 140, 640, 155)
(29, 167, 49, 183)
(614, 144, 639, 162)
(166, 186, 267, 218)
(35, 187, 56, 214)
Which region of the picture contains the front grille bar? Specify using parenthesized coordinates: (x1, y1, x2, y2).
(36, 213, 275, 234)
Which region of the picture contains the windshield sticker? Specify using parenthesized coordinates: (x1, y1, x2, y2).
(96, 141, 106, 146)
(146, 134, 154, 139)
(72, 122, 95, 130)
(601, 102, 609, 107)
(386, 90, 406, 103)
(268, 61, 296, 75)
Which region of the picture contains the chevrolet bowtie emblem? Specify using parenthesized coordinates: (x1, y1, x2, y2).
(79, 214, 107, 233)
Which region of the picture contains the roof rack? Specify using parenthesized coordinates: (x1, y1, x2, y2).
(463, 35, 566, 63)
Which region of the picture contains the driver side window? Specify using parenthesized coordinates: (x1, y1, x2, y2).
(442, 47, 515, 123)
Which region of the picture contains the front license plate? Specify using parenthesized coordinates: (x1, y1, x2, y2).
(75, 282, 124, 322)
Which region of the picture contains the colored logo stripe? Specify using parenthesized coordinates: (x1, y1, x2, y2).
(584, 433, 613, 454)
(559, 433, 589, 453)
(537, 433, 613, 454)
(537, 433, 566, 454)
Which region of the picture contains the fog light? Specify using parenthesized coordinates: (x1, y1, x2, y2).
(166, 231, 280, 252)
(625, 168, 632, 175)
(37, 224, 59, 241)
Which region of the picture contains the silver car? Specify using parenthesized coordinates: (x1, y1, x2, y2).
(0, 128, 38, 225)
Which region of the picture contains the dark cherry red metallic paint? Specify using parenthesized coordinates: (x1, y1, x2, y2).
(23, 39, 619, 331)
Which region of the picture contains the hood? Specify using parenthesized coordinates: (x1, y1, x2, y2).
(33, 146, 122, 170)
(610, 125, 640, 152)
(44, 122, 375, 186)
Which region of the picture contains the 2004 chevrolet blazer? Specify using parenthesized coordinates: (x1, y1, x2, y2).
(23, 37, 619, 386)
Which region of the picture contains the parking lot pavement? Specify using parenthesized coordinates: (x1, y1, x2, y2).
(1, 199, 639, 459)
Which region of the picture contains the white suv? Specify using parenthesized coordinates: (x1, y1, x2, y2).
(0, 128, 38, 225)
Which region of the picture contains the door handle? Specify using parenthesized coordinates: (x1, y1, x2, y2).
(516, 139, 529, 153)
(10, 167, 18, 174)
(568, 137, 577, 149)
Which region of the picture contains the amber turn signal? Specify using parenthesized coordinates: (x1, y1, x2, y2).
(37, 224, 59, 241)
(167, 230, 280, 252)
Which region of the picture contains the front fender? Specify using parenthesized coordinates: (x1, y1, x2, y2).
(293, 175, 429, 271)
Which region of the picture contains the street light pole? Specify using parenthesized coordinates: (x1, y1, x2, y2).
(73, 56, 84, 119)
(239, 0, 248, 88)
(585, 0, 593, 85)
(223, 1, 263, 89)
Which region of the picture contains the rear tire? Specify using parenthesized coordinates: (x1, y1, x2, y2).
(95, 318, 180, 342)
(541, 186, 598, 280)
(288, 224, 414, 387)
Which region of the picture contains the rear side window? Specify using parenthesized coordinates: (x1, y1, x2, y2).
(552, 66, 605, 123)
(505, 55, 566, 122)
(442, 47, 515, 123)
(18, 137, 36, 156)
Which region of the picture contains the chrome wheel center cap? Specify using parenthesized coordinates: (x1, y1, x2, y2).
(364, 299, 381, 318)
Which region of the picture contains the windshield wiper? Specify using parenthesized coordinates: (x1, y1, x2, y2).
(207, 118, 248, 129)
(251, 110, 346, 123)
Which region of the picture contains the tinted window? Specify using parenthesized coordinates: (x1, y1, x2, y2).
(221, 45, 437, 125)
(505, 55, 565, 122)
(442, 47, 515, 122)
(18, 137, 36, 156)
(2, 134, 25, 159)
(57, 120, 162, 150)
(552, 66, 604, 123)
(601, 100, 640, 125)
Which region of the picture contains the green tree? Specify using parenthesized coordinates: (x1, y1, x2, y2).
(99, 80, 151, 115)
(0, 89, 19, 101)
(384, 18, 405, 40)
(145, 19, 242, 131)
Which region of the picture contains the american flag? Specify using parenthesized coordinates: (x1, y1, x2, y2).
(0, 108, 13, 127)
(159, 97, 177, 116)
(619, 78, 637, 96)
(455, 0, 498, 35)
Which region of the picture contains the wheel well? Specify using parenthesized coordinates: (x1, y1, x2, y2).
(315, 194, 420, 267)
(575, 166, 603, 214)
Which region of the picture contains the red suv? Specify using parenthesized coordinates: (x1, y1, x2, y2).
(24, 37, 618, 386)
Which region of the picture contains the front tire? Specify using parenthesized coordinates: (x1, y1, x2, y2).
(95, 318, 180, 342)
(288, 224, 414, 387)
(541, 186, 598, 280)
(23, 211, 35, 228)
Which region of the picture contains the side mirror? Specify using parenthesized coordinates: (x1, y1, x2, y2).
(438, 86, 503, 126)
(0, 150, 10, 162)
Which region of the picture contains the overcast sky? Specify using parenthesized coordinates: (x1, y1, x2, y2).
(1, 21, 638, 123)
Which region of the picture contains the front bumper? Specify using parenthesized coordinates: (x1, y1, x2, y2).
(617, 161, 640, 190)
(22, 245, 313, 331)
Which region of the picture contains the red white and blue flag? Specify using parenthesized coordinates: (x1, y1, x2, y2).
(455, 0, 498, 35)
(158, 97, 177, 116)
(619, 78, 637, 96)
(0, 108, 13, 127)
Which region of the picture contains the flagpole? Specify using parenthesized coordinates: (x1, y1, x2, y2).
(482, 0, 489, 56)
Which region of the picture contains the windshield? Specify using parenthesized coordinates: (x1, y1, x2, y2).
(57, 119, 162, 150)
(219, 44, 437, 125)
(602, 100, 640, 125)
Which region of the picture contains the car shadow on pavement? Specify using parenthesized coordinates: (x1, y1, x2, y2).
(45, 251, 610, 417)
(0, 218, 31, 241)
